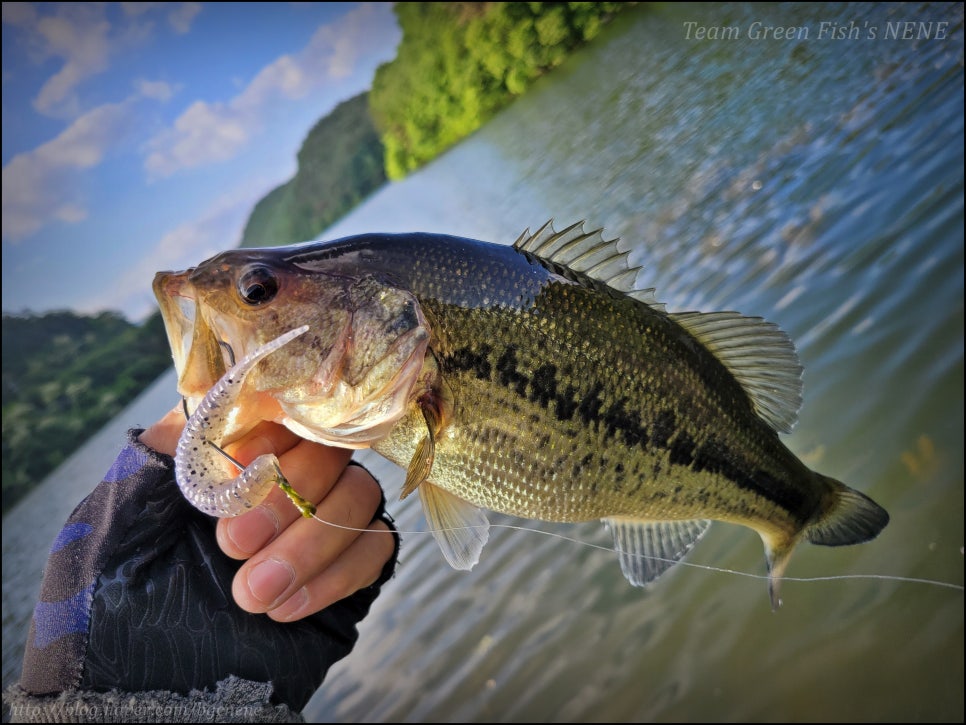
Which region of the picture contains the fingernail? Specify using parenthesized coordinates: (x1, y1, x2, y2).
(247, 558, 295, 606)
(272, 587, 310, 622)
(227, 506, 279, 555)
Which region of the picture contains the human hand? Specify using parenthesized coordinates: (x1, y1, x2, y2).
(140, 405, 398, 622)
(16, 405, 399, 717)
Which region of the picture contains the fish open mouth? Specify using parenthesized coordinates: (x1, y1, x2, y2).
(154, 266, 433, 449)
(153, 271, 229, 404)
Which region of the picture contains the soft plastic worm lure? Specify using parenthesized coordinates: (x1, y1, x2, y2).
(175, 325, 317, 517)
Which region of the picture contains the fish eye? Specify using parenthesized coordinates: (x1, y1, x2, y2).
(237, 265, 279, 305)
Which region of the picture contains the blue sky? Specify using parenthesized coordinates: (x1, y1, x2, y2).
(2, 2, 401, 321)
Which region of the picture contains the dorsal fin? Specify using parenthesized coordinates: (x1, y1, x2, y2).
(514, 221, 803, 433)
(670, 311, 803, 433)
(513, 220, 664, 309)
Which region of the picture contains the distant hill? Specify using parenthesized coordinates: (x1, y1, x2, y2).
(1, 310, 171, 512)
(240, 92, 386, 248)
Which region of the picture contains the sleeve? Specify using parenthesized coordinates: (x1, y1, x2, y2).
(4, 429, 399, 723)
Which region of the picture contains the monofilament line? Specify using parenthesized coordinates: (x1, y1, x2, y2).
(309, 512, 964, 592)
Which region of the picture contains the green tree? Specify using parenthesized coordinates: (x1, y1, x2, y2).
(370, 2, 633, 178)
(2, 310, 171, 513)
(241, 92, 386, 248)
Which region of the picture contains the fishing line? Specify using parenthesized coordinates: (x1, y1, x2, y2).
(308, 512, 965, 593)
(181, 397, 251, 471)
(195, 420, 961, 593)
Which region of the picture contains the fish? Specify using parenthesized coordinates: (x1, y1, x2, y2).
(153, 220, 889, 607)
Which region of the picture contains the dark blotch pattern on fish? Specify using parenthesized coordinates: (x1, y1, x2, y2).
(529, 363, 559, 409)
(496, 347, 527, 397)
(448, 345, 493, 380)
(443, 341, 806, 514)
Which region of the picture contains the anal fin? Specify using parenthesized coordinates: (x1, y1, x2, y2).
(602, 518, 711, 586)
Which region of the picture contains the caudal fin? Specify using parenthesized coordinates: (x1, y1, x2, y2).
(805, 475, 890, 547)
(764, 476, 888, 610)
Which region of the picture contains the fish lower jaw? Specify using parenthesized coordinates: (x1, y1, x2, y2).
(281, 414, 399, 450)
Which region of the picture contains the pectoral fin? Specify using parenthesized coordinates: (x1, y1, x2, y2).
(603, 518, 711, 586)
(419, 482, 490, 571)
(400, 394, 445, 499)
(400, 430, 434, 499)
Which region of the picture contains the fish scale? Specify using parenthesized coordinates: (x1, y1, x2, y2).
(154, 220, 889, 607)
(378, 280, 808, 527)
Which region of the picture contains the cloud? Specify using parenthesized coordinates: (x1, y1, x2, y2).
(144, 99, 253, 177)
(4, 3, 201, 119)
(1, 90, 155, 242)
(13, 3, 113, 118)
(54, 203, 87, 224)
(1, 2, 37, 28)
(84, 181, 265, 320)
(135, 78, 177, 102)
(237, 54, 310, 110)
(144, 2, 400, 178)
(167, 2, 201, 34)
(303, 3, 396, 81)
(119, 1, 201, 33)
(119, 2, 163, 17)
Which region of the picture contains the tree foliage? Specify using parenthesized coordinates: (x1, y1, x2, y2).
(369, 2, 631, 179)
(2, 310, 172, 513)
(240, 92, 386, 247)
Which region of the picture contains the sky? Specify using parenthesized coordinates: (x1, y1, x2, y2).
(2, 2, 401, 321)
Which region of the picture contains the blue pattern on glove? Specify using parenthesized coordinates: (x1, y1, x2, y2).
(104, 444, 149, 483)
(30, 583, 95, 649)
(50, 522, 93, 554)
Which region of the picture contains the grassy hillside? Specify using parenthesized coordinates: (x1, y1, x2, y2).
(2, 310, 171, 512)
(240, 92, 386, 247)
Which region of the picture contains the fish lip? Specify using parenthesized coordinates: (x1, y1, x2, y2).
(153, 270, 209, 400)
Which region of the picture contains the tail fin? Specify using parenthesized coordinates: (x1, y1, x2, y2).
(805, 475, 890, 547)
(764, 476, 888, 610)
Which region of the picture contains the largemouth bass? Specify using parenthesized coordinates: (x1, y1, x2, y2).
(153, 221, 889, 607)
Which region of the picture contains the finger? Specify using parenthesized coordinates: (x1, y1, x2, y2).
(222, 420, 302, 463)
(216, 433, 351, 559)
(230, 464, 384, 614)
(267, 519, 396, 622)
(137, 403, 188, 455)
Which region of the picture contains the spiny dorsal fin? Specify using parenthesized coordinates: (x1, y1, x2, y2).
(602, 518, 712, 586)
(670, 311, 803, 433)
(514, 221, 802, 433)
(513, 220, 664, 309)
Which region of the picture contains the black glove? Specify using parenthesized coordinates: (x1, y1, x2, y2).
(17, 429, 398, 714)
